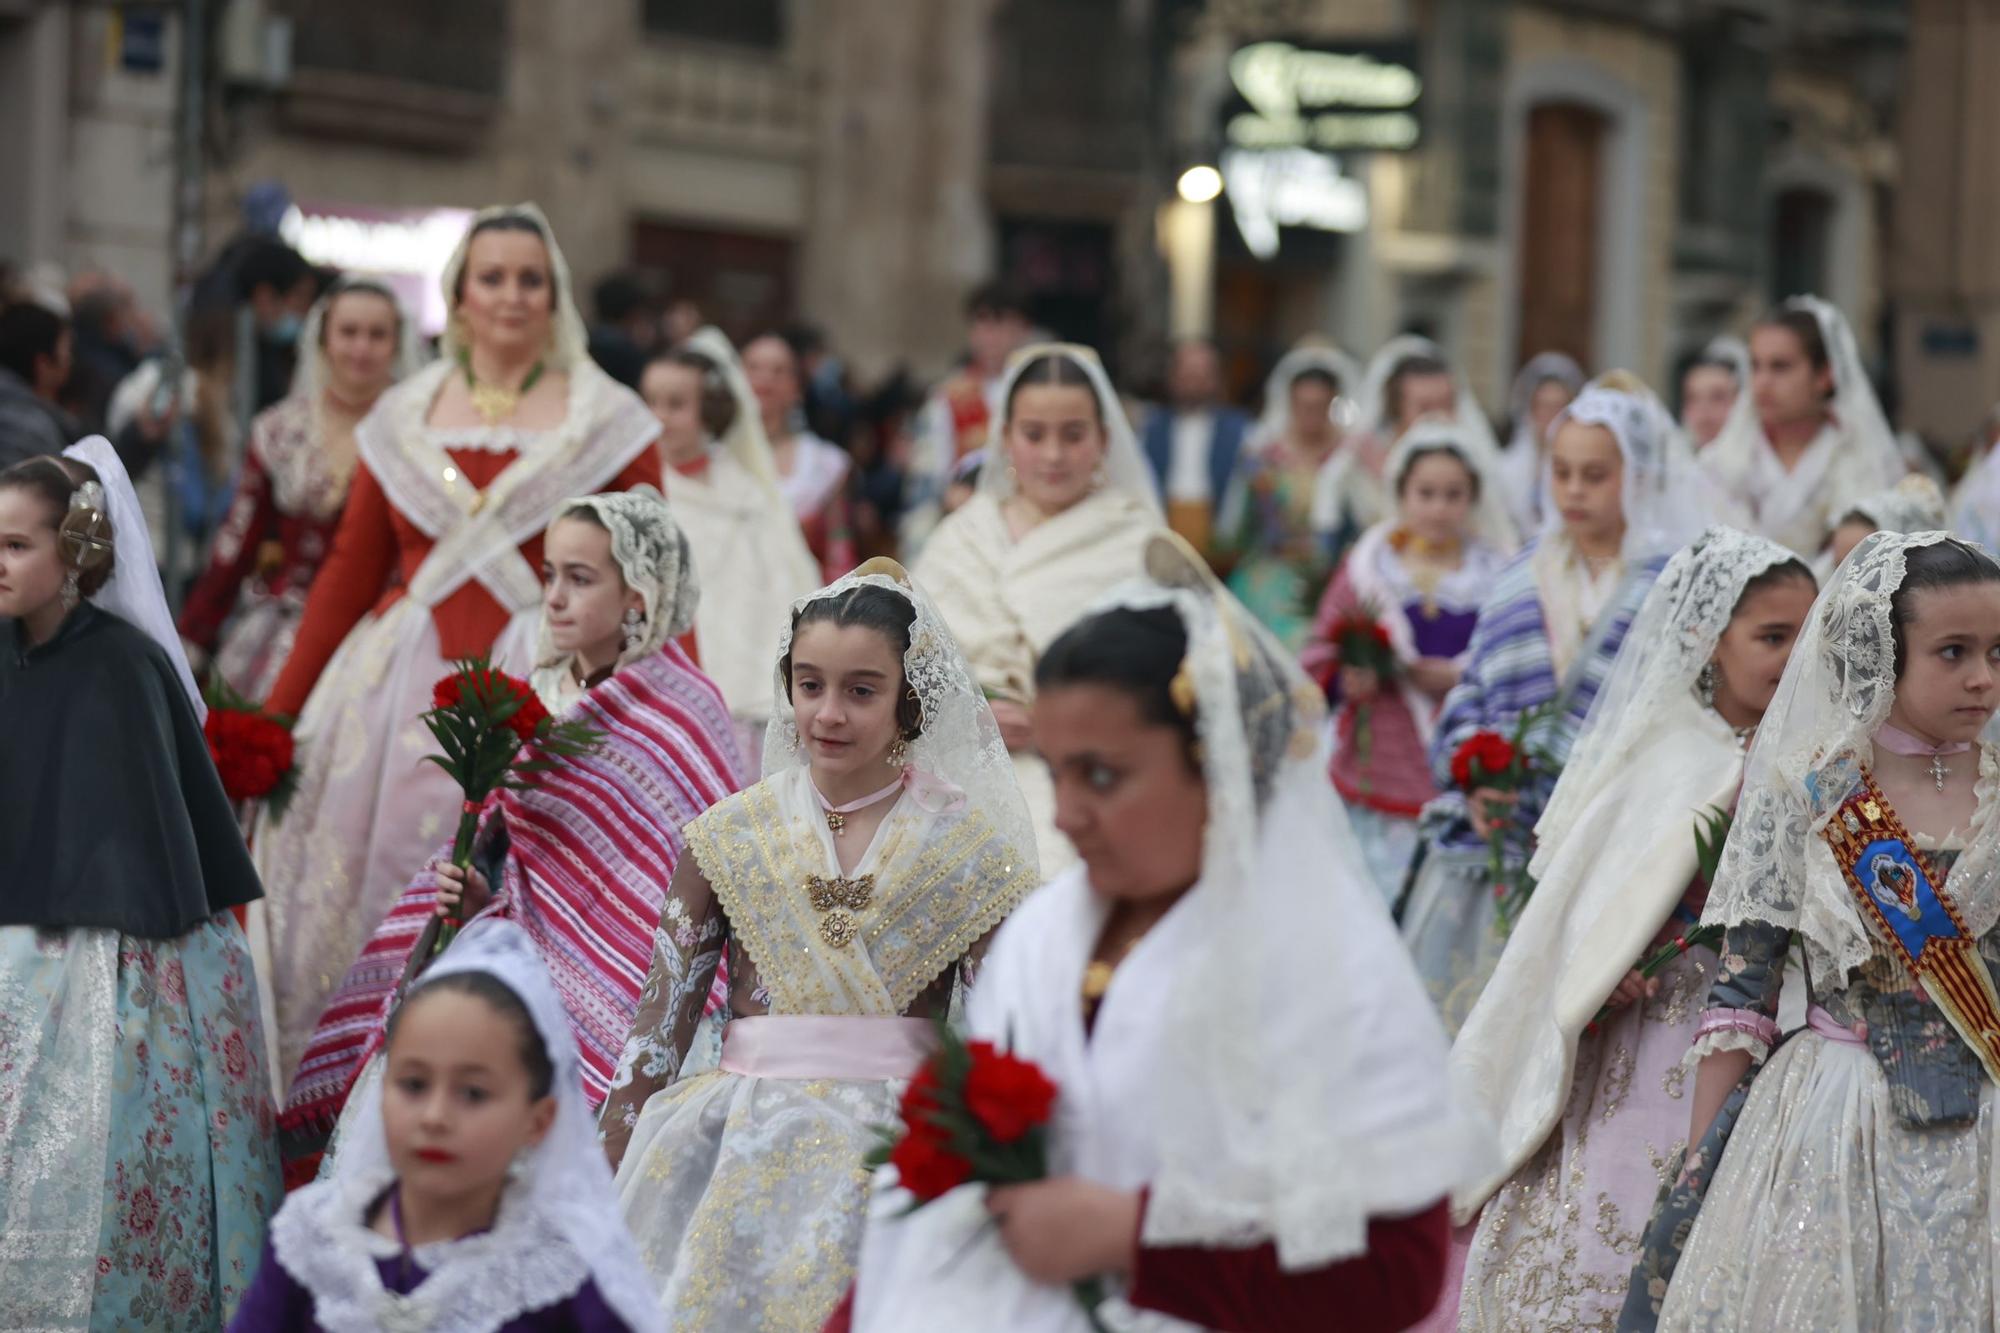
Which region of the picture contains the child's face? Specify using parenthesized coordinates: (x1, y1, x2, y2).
(1711, 573, 1816, 724)
(541, 517, 641, 666)
(1829, 519, 1877, 571)
(1396, 450, 1476, 549)
(789, 620, 907, 782)
(0, 489, 66, 621)
(381, 989, 556, 1209)
(1004, 383, 1107, 515)
(1889, 581, 2000, 745)
(641, 362, 708, 465)
(1547, 421, 1626, 550)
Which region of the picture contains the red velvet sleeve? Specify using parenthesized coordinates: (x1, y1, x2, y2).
(264, 464, 397, 717)
(177, 442, 276, 656)
(1127, 1195, 1450, 1333)
(820, 1287, 854, 1333)
(610, 441, 663, 493)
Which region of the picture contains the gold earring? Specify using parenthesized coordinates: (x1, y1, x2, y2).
(888, 736, 910, 767)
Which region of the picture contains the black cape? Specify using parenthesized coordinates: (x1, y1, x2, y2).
(1, 603, 263, 936)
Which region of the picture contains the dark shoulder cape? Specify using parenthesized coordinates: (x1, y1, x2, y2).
(0, 603, 263, 936)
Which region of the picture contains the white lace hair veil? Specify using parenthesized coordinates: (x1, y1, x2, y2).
(438, 203, 591, 372)
(1702, 530, 2000, 994)
(759, 558, 1038, 865)
(1702, 296, 1902, 495)
(1838, 473, 1947, 537)
(978, 342, 1163, 515)
(681, 325, 787, 495)
(1540, 375, 1709, 561)
(1383, 418, 1521, 553)
(1506, 351, 1587, 449)
(1354, 333, 1500, 453)
(1255, 341, 1364, 444)
(289, 278, 425, 403)
(58, 436, 204, 719)
(1531, 526, 1802, 873)
(534, 485, 699, 673)
(278, 919, 664, 1333)
(1087, 532, 1492, 1267)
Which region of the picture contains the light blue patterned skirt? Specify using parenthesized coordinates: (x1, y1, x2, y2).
(0, 915, 281, 1331)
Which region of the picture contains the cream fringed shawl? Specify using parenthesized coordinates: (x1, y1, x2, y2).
(916, 489, 1161, 874)
(1447, 702, 1743, 1219)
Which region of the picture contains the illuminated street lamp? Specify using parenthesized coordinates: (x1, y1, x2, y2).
(1176, 164, 1224, 204)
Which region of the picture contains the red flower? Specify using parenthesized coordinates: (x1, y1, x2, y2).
(962, 1041, 1059, 1144)
(505, 689, 550, 744)
(126, 1185, 159, 1237)
(221, 1031, 249, 1081)
(899, 1064, 943, 1126)
(165, 1268, 197, 1313)
(1449, 732, 1517, 790)
(889, 1124, 972, 1201)
(431, 667, 547, 743)
(203, 708, 295, 803)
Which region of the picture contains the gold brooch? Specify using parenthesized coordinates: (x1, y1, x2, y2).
(806, 873, 875, 948)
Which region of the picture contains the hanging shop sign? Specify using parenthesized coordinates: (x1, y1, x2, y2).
(1220, 147, 1367, 258)
(1223, 40, 1422, 154)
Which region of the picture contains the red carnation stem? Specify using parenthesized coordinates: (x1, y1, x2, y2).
(433, 803, 482, 955)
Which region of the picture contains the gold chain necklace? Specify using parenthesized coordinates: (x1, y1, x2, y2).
(459, 350, 545, 427)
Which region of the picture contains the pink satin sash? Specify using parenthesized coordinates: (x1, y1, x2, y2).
(719, 1015, 935, 1081)
(1807, 1003, 1868, 1047)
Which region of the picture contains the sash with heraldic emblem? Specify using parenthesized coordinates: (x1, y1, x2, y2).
(1822, 767, 2000, 1086)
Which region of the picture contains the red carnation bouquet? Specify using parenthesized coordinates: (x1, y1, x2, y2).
(1328, 605, 1398, 769)
(416, 659, 603, 955)
(203, 678, 301, 824)
(1447, 703, 1556, 933)
(868, 1020, 1108, 1331)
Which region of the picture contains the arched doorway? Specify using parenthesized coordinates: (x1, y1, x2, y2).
(1515, 101, 1610, 369)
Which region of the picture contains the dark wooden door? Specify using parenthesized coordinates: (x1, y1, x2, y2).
(1516, 102, 1606, 368)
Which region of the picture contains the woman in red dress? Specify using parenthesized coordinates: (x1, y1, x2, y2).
(176, 278, 416, 699)
(248, 204, 663, 1089)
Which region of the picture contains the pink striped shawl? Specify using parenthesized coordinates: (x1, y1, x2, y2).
(280, 643, 745, 1149)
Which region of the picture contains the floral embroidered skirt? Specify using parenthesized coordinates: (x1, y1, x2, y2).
(612, 1067, 896, 1331)
(1451, 947, 1711, 1332)
(1643, 1031, 2000, 1331)
(0, 917, 281, 1331)
(1401, 844, 1509, 1036)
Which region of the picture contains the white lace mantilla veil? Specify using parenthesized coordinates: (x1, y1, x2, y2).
(288, 278, 426, 405)
(1701, 295, 1902, 499)
(1840, 473, 1947, 537)
(1530, 526, 1800, 874)
(1352, 333, 1500, 452)
(976, 342, 1163, 516)
(60, 435, 205, 718)
(759, 558, 1038, 868)
(530, 485, 698, 687)
(1702, 529, 2000, 995)
(1095, 532, 1492, 1267)
(271, 919, 665, 1333)
(438, 203, 592, 372)
(1539, 376, 1710, 562)
(1506, 352, 1587, 449)
(682, 324, 785, 494)
(1382, 418, 1521, 553)
(1252, 341, 1364, 445)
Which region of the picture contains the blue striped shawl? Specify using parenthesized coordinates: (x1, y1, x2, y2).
(1424, 541, 1666, 851)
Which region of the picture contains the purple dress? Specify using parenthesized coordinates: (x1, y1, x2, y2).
(228, 1237, 633, 1331)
